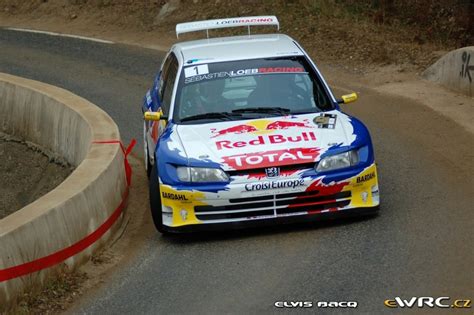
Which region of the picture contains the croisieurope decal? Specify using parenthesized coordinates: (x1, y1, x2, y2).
(245, 179, 305, 191)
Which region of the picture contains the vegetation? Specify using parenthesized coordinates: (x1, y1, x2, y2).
(1, 0, 472, 69)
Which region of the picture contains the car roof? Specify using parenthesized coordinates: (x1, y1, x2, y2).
(173, 34, 305, 65)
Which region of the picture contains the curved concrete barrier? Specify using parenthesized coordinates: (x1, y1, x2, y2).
(422, 46, 474, 97)
(0, 73, 129, 310)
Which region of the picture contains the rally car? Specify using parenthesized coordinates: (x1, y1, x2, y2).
(142, 16, 380, 233)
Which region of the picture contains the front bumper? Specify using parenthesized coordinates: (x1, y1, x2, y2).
(159, 163, 380, 232)
(161, 205, 379, 233)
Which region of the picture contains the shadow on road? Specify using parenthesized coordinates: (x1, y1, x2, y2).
(158, 213, 379, 244)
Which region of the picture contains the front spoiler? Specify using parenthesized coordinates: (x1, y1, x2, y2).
(161, 205, 379, 234)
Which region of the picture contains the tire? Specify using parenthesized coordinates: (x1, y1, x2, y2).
(143, 121, 152, 178)
(149, 163, 168, 234)
(145, 150, 152, 178)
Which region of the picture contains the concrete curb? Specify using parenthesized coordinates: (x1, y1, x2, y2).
(0, 73, 128, 309)
(422, 46, 474, 97)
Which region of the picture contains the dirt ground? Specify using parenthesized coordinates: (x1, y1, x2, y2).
(0, 0, 468, 73)
(0, 135, 73, 220)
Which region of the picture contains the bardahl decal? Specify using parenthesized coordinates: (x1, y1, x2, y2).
(356, 172, 375, 183)
(162, 192, 189, 201)
(314, 113, 337, 129)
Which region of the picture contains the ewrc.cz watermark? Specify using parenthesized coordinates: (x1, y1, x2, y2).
(274, 301, 357, 309)
(384, 297, 471, 309)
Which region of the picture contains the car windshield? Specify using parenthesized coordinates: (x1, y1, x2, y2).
(174, 57, 334, 123)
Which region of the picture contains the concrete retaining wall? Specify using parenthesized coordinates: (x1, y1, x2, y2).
(0, 73, 128, 310)
(422, 46, 474, 97)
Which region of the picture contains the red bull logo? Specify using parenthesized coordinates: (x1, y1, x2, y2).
(210, 119, 314, 138)
(211, 124, 258, 138)
(265, 120, 313, 130)
(216, 132, 317, 150)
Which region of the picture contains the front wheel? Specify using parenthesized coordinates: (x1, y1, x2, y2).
(149, 163, 168, 234)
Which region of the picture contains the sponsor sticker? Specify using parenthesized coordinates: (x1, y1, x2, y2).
(216, 17, 276, 25)
(184, 64, 209, 78)
(356, 172, 375, 184)
(242, 178, 307, 197)
(210, 119, 314, 138)
(161, 192, 189, 201)
(244, 178, 305, 192)
(314, 113, 337, 129)
(216, 132, 317, 150)
(223, 147, 320, 169)
(184, 67, 307, 84)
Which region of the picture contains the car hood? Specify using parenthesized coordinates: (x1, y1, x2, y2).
(174, 111, 357, 171)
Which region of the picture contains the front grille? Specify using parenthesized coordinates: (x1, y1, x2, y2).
(227, 163, 315, 177)
(195, 190, 351, 221)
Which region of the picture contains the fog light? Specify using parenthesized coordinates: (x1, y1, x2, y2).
(361, 191, 368, 203)
(180, 209, 188, 221)
(162, 211, 172, 226)
(371, 185, 380, 204)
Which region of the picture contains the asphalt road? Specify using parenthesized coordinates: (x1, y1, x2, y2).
(1, 29, 473, 314)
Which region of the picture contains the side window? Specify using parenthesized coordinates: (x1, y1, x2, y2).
(158, 54, 173, 99)
(295, 75, 308, 92)
(161, 54, 179, 115)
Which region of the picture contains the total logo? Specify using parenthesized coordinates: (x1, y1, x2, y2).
(216, 132, 317, 150)
(211, 119, 314, 138)
(223, 147, 320, 169)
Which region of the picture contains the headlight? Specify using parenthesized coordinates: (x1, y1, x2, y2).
(316, 150, 359, 172)
(176, 166, 229, 183)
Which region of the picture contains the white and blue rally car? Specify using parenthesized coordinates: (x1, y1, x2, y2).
(142, 16, 380, 233)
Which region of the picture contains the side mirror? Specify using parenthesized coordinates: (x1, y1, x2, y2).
(337, 92, 358, 104)
(144, 111, 166, 121)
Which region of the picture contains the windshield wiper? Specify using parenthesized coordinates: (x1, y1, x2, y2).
(291, 108, 322, 114)
(232, 107, 291, 115)
(180, 112, 242, 122)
